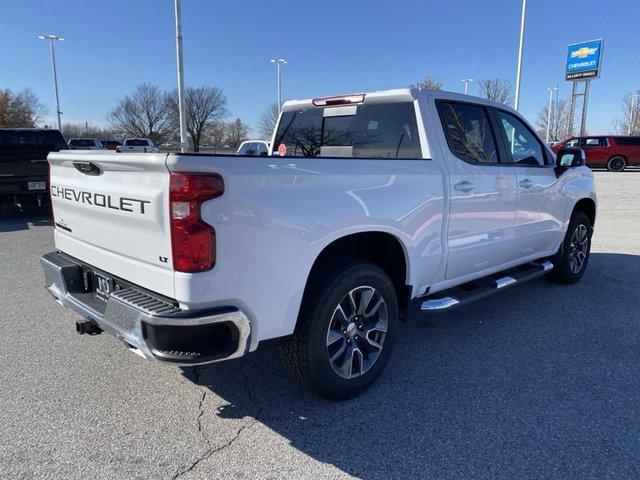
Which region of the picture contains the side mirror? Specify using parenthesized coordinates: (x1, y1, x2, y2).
(555, 148, 585, 168)
(260, 151, 268, 156)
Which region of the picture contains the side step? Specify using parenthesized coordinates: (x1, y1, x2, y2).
(421, 260, 553, 312)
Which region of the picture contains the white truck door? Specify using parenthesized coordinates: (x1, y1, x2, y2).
(434, 100, 519, 280)
(493, 109, 566, 255)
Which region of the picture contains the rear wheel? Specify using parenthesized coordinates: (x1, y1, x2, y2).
(549, 211, 592, 284)
(281, 258, 398, 400)
(606, 156, 627, 172)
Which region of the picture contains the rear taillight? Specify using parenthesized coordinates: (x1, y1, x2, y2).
(169, 172, 224, 273)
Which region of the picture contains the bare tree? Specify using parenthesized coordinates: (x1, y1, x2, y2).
(224, 118, 250, 149)
(612, 91, 640, 136)
(256, 103, 279, 140)
(106, 83, 174, 144)
(61, 122, 118, 140)
(478, 78, 514, 106)
(0, 88, 47, 127)
(409, 75, 444, 90)
(536, 98, 571, 142)
(206, 122, 227, 151)
(167, 86, 228, 151)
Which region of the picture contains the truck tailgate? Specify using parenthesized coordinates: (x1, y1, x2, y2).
(48, 151, 174, 298)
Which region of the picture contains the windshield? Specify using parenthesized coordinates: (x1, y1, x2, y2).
(0, 130, 67, 154)
(272, 102, 422, 159)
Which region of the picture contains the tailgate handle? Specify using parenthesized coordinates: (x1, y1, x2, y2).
(73, 162, 101, 176)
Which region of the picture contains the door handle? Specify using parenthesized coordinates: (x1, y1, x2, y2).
(519, 179, 533, 189)
(454, 181, 474, 193)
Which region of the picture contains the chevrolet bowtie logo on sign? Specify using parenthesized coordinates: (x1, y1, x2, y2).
(566, 39, 604, 81)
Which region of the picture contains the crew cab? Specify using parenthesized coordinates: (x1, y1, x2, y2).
(0, 128, 67, 212)
(552, 135, 640, 171)
(116, 138, 158, 153)
(41, 89, 596, 400)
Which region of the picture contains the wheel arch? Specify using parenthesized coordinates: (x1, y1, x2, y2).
(572, 197, 596, 227)
(302, 231, 411, 322)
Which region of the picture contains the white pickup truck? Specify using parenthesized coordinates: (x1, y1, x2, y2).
(41, 88, 596, 399)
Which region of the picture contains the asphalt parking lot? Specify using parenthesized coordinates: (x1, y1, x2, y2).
(1, 171, 639, 480)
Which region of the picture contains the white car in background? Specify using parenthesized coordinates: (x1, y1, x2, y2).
(116, 138, 158, 153)
(236, 140, 269, 156)
(68, 138, 104, 150)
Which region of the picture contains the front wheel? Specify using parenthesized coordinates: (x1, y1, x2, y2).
(281, 258, 398, 400)
(549, 211, 592, 284)
(607, 156, 627, 172)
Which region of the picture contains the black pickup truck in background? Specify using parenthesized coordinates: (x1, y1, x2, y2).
(0, 129, 67, 214)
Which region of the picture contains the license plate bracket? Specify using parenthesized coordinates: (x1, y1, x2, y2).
(93, 272, 114, 300)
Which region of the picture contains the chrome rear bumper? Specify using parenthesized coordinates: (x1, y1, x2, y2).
(41, 251, 251, 366)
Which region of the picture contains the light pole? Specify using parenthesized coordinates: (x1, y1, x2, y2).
(629, 92, 639, 135)
(545, 86, 557, 143)
(514, 0, 527, 111)
(270, 58, 286, 115)
(37, 34, 64, 130)
(174, 0, 188, 153)
(461, 78, 474, 95)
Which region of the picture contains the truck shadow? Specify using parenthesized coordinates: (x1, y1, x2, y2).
(0, 202, 52, 233)
(183, 252, 640, 478)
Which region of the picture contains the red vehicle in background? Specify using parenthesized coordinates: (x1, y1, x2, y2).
(552, 136, 640, 172)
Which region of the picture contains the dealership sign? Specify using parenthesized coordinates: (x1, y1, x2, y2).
(566, 39, 604, 81)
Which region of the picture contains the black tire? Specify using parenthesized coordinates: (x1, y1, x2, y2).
(281, 257, 399, 400)
(606, 156, 627, 172)
(549, 211, 592, 284)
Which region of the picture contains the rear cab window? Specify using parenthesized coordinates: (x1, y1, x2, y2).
(125, 139, 150, 147)
(0, 130, 67, 157)
(272, 101, 422, 159)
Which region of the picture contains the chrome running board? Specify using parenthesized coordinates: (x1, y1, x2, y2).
(421, 261, 553, 312)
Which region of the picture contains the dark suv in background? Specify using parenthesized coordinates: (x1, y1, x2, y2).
(552, 135, 640, 171)
(0, 129, 67, 214)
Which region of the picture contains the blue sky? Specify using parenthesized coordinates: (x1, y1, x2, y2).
(2, 0, 639, 136)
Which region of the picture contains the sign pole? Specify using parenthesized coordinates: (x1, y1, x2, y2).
(567, 82, 577, 138)
(579, 81, 591, 136)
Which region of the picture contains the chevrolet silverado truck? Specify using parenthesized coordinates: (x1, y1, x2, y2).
(41, 89, 596, 400)
(0, 128, 67, 213)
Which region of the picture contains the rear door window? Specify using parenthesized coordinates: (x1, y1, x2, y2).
(436, 101, 499, 164)
(272, 102, 421, 158)
(615, 137, 640, 146)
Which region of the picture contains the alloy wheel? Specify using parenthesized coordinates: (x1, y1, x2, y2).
(326, 286, 388, 380)
(568, 224, 589, 274)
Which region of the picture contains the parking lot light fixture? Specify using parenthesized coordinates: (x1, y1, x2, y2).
(173, 0, 188, 153)
(37, 34, 64, 131)
(461, 78, 474, 95)
(514, 0, 527, 111)
(270, 58, 287, 115)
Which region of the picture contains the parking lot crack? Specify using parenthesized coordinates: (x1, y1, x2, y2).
(171, 367, 261, 480)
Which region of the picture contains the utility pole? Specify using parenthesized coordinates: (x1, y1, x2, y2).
(37, 34, 64, 130)
(545, 86, 557, 143)
(514, 0, 527, 111)
(270, 58, 287, 115)
(174, 0, 188, 153)
(629, 92, 639, 135)
(461, 78, 474, 95)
